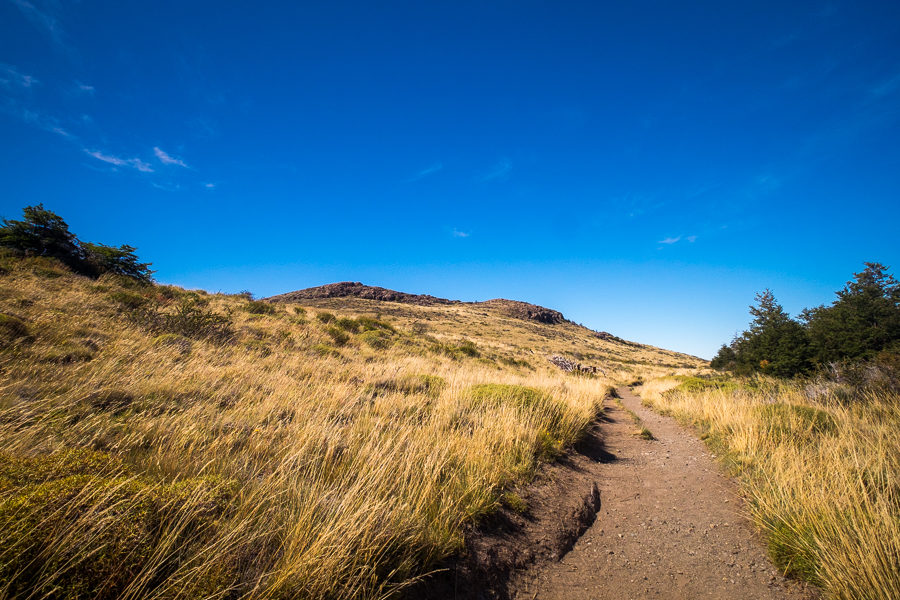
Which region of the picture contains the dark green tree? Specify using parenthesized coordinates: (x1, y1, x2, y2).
(0, 204, 153, 282)
(802, 263, 900, 363)
(709, 344, 736, 371)
(714, 290, 811, 377)
(0, 204, 84, 271)
(82, 242, 154, 283)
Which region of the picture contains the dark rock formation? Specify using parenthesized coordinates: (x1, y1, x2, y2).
(481, 299, 566, 324)
(265, 282, 459, 306)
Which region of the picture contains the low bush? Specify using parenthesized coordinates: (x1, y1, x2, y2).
(0, 313, 31, 347)
(42, 340, 95, 363)
(324, 326, 350, 346)
(359, 329, 393, 349)
(0, 449, 235, 600)
(140, 299, 233, 343)
(244, 300, 276, 315)
(108, 290, 151, 310)
(756, 403, 836, 442)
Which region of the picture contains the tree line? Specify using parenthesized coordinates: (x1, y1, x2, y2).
(0, 204, 153, 283)
(711, 263, 900, 377)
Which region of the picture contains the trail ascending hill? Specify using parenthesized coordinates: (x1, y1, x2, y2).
(515, 388, 817, 599)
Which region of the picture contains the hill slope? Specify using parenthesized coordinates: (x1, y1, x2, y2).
(0, 255, 703, 599)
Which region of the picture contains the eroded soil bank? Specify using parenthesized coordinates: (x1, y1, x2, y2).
(419, 388, 819, 600)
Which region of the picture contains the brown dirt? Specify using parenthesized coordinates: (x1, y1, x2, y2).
(515, 387, 819, 599)
(418, 387, 820, 600)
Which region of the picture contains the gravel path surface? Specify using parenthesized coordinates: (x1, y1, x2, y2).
(515, 387, 818, 600)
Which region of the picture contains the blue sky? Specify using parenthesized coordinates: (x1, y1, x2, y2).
(2, 1, 899, 359)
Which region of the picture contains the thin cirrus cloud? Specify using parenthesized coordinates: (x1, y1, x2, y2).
(406, 161, 443, 182)
(481, 158, 513, 182)
(153, 146, 189, 168)
(12, 0, 66, 48)
(451, 228, 471, 238)
(658, 235, 698, 245)
(84, 149, 154, 173)
(0, 64, 38, 89)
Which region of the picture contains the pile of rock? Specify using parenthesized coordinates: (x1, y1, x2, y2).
(548, 355, 604, 375)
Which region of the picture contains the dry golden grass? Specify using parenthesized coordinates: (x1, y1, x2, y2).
(0, 257, 701, 599)
(639, 376, 900, 600)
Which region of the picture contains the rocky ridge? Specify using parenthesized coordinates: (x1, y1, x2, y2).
(266, 282, 571, 325)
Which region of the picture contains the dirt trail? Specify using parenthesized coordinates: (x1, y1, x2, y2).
(514, 387, 817, 599)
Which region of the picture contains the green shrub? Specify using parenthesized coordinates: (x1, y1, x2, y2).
(152, 333, 192, 354)
(757, 403, 836, 442)
(140, 299, 233, 343)
(355, 316, 396, 332)
(0, 450, 235, 600)
(293, 306, 307, 316)
(367, 374, 447, 399)
(243, 339, 273, 356)
(470, 384, 543, 408)
(312, 343, 341, 358)
(42, 340, 95, 363)
(81, 389, 135, 412)
(0, 313, 32, 347)
(501, 491, 528, 514)
(316, 312, 336, 324)
(244, 300, 276, 315)
(457, 339, 480, 357)
(469, 383, 566, 430)
(334, 317, 361, 333)
(359, 329, 393, 349)
(430, 339, 481, 359)
(108, 290, 150, 310)
(673, 376, 741, 394)
(325, 326, 350, 346)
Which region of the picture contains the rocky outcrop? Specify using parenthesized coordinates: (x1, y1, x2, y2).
(265, 282, 459, 306)
(266, 284, 571, 325)
(481, 299, 566, 324)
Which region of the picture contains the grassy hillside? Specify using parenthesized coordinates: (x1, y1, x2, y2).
(0, 253, 702, 599)
(639, 376, 900, 600)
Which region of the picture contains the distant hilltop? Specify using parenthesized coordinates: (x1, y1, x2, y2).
(265, 281, 567, 325)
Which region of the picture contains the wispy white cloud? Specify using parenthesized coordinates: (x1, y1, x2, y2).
(11, 0, 65, 47)
(85, 149, 154, 173)
(0, 98, 71, 138)
(870, 72, 900, 100)
(0, 64, 38, 89)
(204, 182, 216, 189)
(755, 173, 782, 193)
(406, 161, 443, 182)
(153, 146, 188, 168)
(451, 228, 470, 238)
(481, 158, 513, 182)
(75, 82, 95, 95)
(658, 234, 698, 245)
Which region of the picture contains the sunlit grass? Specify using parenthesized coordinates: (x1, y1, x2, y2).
(0, 259, 701, 598)
(639, 377, 900, 600)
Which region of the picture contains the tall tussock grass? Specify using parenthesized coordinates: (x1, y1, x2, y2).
(0, 259, 651, 599)
(640, 377, 900, 599)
